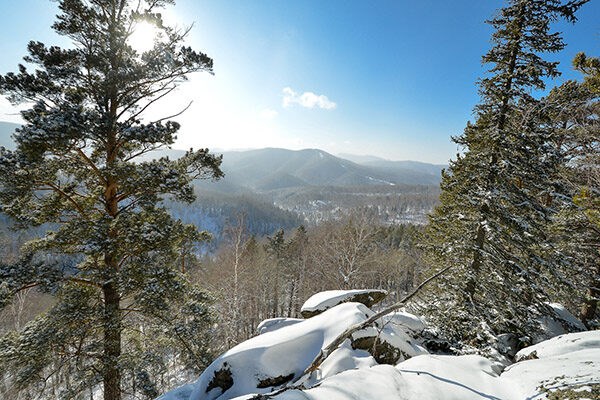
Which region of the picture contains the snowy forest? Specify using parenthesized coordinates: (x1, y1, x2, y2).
(0, 0, 599, 399)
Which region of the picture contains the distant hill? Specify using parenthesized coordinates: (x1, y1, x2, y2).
(360, 159, 446, 180)
(211, 148, 444, 190)
(0, 121, 20, 149)
(336, 153, 387, 164)
(339, 153, 447, 180)
(0, 126, 444, 188)
(0, 129, 441, 226)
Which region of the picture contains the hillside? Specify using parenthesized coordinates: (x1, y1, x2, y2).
(0, 127, 443, 188)
(198, 148, 442, 224)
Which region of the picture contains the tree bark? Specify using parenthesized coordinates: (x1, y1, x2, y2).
(580, 261, 600, 328)
(102, 280, 121, 400)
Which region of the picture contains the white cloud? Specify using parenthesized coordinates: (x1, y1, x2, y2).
(282, 87, 337, 110)
(259, 108, 278, 120)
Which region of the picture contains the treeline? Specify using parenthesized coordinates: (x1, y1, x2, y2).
(193, 215, 425, 349)
(271, 184, 439, 225)
(166, 192, 303, 251)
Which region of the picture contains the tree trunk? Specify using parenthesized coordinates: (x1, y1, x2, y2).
(103, 133, 121, 399)
(466, 210, 488, 299)
(103, 280, 121, 400)
(580, 261, 600, 328)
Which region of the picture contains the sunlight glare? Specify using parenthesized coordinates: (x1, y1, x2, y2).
(129, 21, 160, 53)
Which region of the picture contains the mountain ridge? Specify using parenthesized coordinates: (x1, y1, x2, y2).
(0, 121, 444, 187)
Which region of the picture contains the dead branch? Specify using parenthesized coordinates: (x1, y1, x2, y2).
(298, 265, 452, 379)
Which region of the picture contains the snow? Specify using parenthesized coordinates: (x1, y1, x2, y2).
(502, 331, 600, 398)
(267, 333, 600, 400)
(271, 355, 514, 400)
(318, 341, 377, 380)
(379, 311, 426, 334)
(515, 330, 600, 361)
(300, 289, 386, 315)
(256, 318, 303, 335)
(535, 303, 588, 343)
(159, 302, 599, 400)
(367, 176, 396, 186)
(351, 324, 428, 362)
(186, 303, 376, 400)
(503, 346, 599, 399)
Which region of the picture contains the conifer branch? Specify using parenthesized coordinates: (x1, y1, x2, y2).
(76, 148, 107, 185)
(43, 181, 88, 217)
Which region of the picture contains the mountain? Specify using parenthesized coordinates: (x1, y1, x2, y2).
(191, 148, 442, 225)
(0, 126, 441, 226)
(0, 125, 443, 188)
(0, 121, 20, 149)
(339, 153, 447, 183)
(336, 153, 388, 164)
(208, 148, 444, 190)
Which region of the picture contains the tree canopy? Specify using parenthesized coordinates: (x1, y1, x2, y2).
(0, 1, 222, 399)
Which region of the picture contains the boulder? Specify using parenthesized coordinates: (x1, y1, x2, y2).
(300, 289, 387, 318)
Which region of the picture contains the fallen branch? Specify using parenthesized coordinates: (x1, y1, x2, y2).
(248, 265, 452, 399)
(298, 265, 452, 379)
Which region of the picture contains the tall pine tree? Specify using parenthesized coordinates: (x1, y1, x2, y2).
(0, 1, 222, 399)
(550, 53, 600, 327)
(422, 0, 587, 345)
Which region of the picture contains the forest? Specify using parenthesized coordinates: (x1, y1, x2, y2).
(0, 0, 598, 399)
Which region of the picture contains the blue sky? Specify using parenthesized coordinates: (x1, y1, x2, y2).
(1, 1, 599, 163)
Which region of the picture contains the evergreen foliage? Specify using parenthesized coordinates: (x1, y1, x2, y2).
(0, 1, 222, 399)
(423, 0, 588, 344)
(550, 53, 600, 327)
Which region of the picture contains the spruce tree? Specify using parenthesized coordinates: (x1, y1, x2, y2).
(550, 53, 600, 327)
(423, 0, 587, 344)
(0, 1, 222, 399)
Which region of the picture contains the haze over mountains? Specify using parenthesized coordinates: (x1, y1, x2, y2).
(0, 121, 445, 189)
(0, 121, 20, 149)
(208, 148, 444, 192)
(0, 120, 442, 231)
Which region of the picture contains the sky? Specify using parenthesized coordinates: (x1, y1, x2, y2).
(0, 1, 599, 164)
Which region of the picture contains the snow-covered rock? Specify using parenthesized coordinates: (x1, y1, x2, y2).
(318, 341, 377, 380)
(159, 302, 427, 400)
(267, 332, 600, 400)
(300, 289, 387, 318)
(535, 303, 587, 344)
(515, 330, 600, 361)
(270, 355, 514, 400)
(379, 311, 426, 334)
(503, 330, 600, 398)
(351, 320, 428, 364)
(158, 299, 600, 400)
(187, 303, 376, 400)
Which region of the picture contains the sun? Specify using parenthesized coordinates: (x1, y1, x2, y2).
(129, 21, 160, 53)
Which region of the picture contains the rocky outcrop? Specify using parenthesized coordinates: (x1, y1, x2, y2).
(300, 289, 387, 318)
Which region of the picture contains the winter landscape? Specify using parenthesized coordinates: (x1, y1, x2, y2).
(0, 0, 599, 400)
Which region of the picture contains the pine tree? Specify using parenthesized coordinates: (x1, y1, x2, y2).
(550, 53, 600, 327)
(423, 0, 587, 344)
(0, 1, 222, 399)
